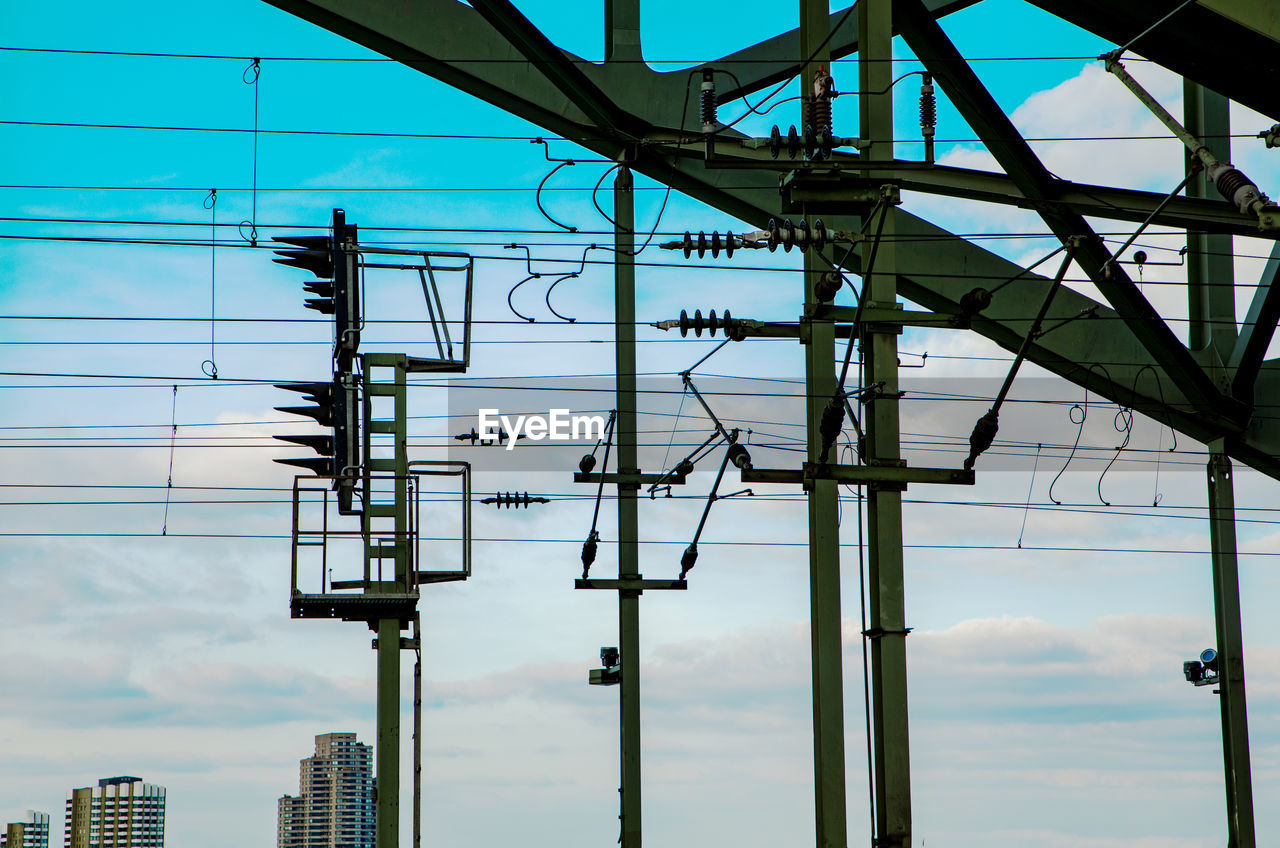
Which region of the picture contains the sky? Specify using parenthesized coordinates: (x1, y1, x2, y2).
(2, 1, 1280, 847)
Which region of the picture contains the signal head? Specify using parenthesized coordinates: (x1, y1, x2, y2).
(272, 235, 333, 278)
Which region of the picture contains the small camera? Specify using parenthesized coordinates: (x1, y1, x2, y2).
(589, 647, 621, 686)
(1183, 647, 1220, 687)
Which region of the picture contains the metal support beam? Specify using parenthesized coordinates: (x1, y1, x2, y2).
(861, 1, 911, 845)
(412, 615, 422, 848)
(1185, 81, 1237, 359)
(614, 165, 642, 848)
(800, 5, 848, 848)
(364, 355, 413, 848)
(262, 0, 1280, 478)
(376, 616, 401, 848)
(1230, 241, 1280, 403)
(469, 0, 640, 136)
(1205, 449, 1256, 848)
(576, 578, 687, 591)
(711, 1, 979, 105)
(604, 0, 640, 64)
(741, 463, 974, 487)
(782, 162, 1272, 238)
(894, 0, 1235, 422)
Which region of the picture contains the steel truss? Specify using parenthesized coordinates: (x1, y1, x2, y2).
(262, 1, 1279, 845)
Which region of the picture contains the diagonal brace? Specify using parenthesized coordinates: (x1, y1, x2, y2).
(894, 0, 1236, 423)
(1229, 241, 1280, 403)
(469, 0, 642, 137)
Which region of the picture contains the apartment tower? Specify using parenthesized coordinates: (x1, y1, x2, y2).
(2, 811, 50, 848)
(277, 733, 375, 848)
(64, 777, 165, 848)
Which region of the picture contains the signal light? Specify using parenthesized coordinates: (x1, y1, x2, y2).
(274, 380, 339, 476)
(272, 235, 333, 278)
(273, 376, 360, 513)
(276, 433, 334, 455)
(273, 209, 360, 371)
(302, 280, 336, 315)
(274, 381, 334, 426)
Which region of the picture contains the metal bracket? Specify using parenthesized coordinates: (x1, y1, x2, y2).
(740, 463, 974, 490)
(574, 471, 687, 487)
(863, 626, 913, 640)
(811, 303, 967, 329)
(371, 636, 422, 650)
(574, 577, 688, 592)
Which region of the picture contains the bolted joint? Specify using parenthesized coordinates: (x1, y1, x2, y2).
(679, 543, 698, 578)
(580, 531, 599, 579)
(958, 287, 992, 318)
(964, 408, 1000, 471)
(819, 393, 846, 458)
(1207, 162, 1270, 216)
(814, 271, 843, 303)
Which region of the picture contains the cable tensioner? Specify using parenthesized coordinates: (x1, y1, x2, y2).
(480, 491, 549, 509)
(661, 221, 849, 259)
(654, 309, 745, 341)
(765, 217, 830, 253)
(919, 72, 936, 164)
(700, 69, 718, 132)
(802, 66, 836, 161)
(454, 427, 518, 445)
(676, 229, 738, 259)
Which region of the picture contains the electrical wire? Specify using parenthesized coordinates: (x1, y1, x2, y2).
(0, 45, 1121, 63)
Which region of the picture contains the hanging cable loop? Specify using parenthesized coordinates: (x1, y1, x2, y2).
(544, 272, 579, 323)
(201, 189, 219, 379)
(239, 58, 261, 246)
(1096, 405, 1134, 506)
(506, 274, 540, 323)
(536, 160, 578, 233)
(1048, 367, 1110, 506)
(1129, 364, 1177, 506)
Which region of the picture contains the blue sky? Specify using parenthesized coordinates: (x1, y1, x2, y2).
(3, 2, 1280, 847)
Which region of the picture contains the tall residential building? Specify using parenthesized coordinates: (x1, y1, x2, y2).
(277, 732, 375, 848)
(64, 777, 165, 848)
(2, 811, 50, 848)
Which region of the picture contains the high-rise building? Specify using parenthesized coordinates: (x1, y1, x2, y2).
(64, 777, 165, 848)
(277, 732, 375, 848)
(2, 810, 50, 848)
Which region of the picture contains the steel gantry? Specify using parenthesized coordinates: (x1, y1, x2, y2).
(262, 0, 1280, 845)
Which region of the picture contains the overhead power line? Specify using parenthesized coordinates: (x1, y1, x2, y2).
(0, 45, 1114, 63)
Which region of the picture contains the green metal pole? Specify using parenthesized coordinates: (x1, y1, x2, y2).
(799, 3, 848, 847)
(376, 617, 401, 848)
(1187, 85, 1254, 846)
(860, 0, 911, 845)
(1207, 448, 1256, 848)
(1184, 82, 1236, 357)
(367, 356, 410, 848)
(615, 165, 642, 848)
